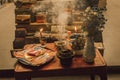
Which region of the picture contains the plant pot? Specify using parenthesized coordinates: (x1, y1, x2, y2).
(57, 49, 74, 66)
(58, 55, 74, 66)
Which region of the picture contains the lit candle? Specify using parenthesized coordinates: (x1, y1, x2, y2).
(74, 26, 77, 33)
(40, 28, 43, 38)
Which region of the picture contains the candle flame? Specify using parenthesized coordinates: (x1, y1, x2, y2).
(39, 28, 43, 38)
(40, 28, 43, 32)
(74, 26, 77, 32)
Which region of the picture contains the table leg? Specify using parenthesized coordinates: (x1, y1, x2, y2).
(99, 73, 107, 80)
(90, 75, 95, 80)
(99, 68, 107, 80)
(26, 76, 31, 80)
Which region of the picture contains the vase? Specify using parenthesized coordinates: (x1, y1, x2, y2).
(83, 37, 96, 63)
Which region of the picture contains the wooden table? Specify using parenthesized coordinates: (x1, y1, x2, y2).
(14, 49, 107, 80)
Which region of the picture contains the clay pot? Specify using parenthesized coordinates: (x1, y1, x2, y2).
(57, 49, 74, 66)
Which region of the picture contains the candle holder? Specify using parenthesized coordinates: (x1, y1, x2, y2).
(39, 37, 46, 45)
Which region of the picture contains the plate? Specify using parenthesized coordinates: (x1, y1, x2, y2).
(14, 45, 56, 66)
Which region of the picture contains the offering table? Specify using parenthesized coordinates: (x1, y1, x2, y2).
(14, 44, 107, 80)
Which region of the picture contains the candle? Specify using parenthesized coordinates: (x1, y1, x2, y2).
(40, 28, 43, 38)
(74, 26, 77, 33)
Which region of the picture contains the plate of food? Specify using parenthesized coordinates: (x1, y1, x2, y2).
(13, 45, 56, 66)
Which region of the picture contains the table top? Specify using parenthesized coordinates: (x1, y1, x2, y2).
(14, 46, 107, 73)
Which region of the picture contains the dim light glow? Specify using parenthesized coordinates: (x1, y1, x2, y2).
(74, 26, 77, 32)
